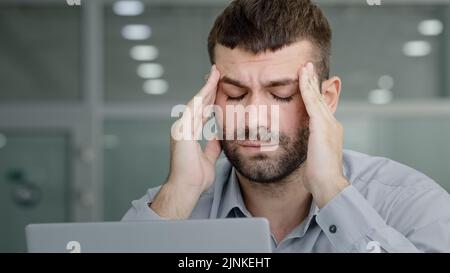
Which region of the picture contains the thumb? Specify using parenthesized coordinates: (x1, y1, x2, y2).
(204, 138, 222, 164)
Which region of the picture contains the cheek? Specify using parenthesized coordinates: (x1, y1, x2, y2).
(295, 93, 308, 116)
(214, 90, 227, 105)
(214, 87, 231, 109)
(278, 99, 309, 135)
(214, 89, 244, 130)
(292, 94, 309, 121)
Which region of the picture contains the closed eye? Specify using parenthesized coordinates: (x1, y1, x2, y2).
(227, 93, 247, 101)
(271, 94, 294, 102)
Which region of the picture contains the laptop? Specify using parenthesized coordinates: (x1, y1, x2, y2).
(25, 218, 272, 253)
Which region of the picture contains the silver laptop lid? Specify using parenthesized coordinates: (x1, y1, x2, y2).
(26, 218, 271, 253)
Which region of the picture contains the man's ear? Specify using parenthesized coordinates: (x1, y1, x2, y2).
(321, 76, 342, 114)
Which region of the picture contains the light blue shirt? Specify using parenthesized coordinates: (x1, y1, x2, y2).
(123, 150, 450, 252)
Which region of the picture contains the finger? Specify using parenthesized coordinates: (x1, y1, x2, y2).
(299, 63, 321, 118)
(192, 66, 221, 138)
(309, 64, 334, 119)
(204, 138, 222, 164)
(202, 104, 216, 125)
(180, 65, 220, 139)
(299, 62, 329, 119)
(185, 65, 220, 117)
(306, 64, 334, 118)
(199, 65, 220, 98)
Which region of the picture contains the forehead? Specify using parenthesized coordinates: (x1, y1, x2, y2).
(214, 40, 315, 83)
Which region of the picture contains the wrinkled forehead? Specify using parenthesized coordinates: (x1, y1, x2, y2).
(214, 40, 315, 88)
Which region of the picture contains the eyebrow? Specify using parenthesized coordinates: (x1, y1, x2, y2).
(220, 76, 298, 89)
(265, 78, 299, 88)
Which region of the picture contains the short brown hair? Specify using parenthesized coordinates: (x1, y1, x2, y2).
(208, 0, 332, 81)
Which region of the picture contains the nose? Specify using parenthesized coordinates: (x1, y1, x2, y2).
(245, 92, 272, 138)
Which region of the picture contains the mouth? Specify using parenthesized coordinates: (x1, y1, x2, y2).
(239, 141, 262, 148)
(238, 141, 279, 150)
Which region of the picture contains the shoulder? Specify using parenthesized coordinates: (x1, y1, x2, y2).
(343, 149, 441, 190)
(343, 149, 450, 228)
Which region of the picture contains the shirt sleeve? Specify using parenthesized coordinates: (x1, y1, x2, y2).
(121, 187, 165, 221)
(315, 185, 450, 253)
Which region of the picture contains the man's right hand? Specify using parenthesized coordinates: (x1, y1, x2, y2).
(150, 65, 222, 219)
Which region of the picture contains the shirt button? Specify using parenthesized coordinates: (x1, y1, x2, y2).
(329, 225, 337, 234)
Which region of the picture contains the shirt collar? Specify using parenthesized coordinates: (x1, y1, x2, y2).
(218, 167, 252, 218)
(216, 154, 351, 237)
(217, 167, 320, 237)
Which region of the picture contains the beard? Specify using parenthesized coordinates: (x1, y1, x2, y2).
(220, 125, 309, 184)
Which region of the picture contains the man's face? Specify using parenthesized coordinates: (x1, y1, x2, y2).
(214, 41, 316, 183)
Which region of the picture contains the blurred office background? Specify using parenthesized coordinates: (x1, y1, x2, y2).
(1, 0, 450, 252)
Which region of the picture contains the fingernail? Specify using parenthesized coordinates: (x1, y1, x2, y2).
(307, 62, 313, 71)
(211, 65, 216, 73)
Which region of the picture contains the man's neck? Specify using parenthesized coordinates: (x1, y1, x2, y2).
(236, 168, 312, 243)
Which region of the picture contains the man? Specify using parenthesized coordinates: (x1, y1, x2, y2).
(122, 0, 450, 252)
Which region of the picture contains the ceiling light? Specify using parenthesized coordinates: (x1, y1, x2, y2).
(121, 24, 151, 40)
(368, 89, 393, 105)
(403, 40, 431, 57)
(137, 63, 164, 79)
(143, 79, 169, 95)
(130, 45, 159, 61)
(377, 75, 394, 90)
(418, 19, 443, 36)
(113, 1, 144, 16)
